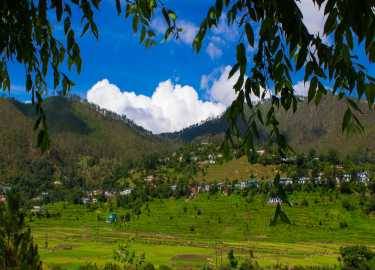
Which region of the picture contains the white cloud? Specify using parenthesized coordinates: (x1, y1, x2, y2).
(206, 42, 223, 59)
(293, 80, 309, 97)
(207, 66, 238, 106)
(212, 16, 239, 41)
(202, 66, 270, 107)
(151, 17, 198, 45)
(86, 79, 225, 133)
(178, 20, 198, 44)
(296, 0, 326, 37)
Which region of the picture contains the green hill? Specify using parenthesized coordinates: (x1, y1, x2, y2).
(0, 96, 176, 185)
(165, 95, 375, 155)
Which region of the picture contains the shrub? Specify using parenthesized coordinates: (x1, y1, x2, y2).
(301, 198, 309, 207)
(339, 221, 349, 229)
(342, 199, 356, 211)
(143, 262, 155, 270)
(339, 245, 375, 270)
(227, 249, 238, 269)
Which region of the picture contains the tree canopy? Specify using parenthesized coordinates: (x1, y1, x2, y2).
(0, 0, 374, 154)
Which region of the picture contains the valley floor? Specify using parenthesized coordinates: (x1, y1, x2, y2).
(31, 192, 375, 269)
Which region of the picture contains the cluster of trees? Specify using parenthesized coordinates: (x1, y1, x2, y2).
(0, 191, 42, 269)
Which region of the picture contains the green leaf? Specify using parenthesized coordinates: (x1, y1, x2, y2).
(132, 16, 139, 33)
(228, 63, 239, 79)
(168, 10, 177, 21)
(308, 77, 318, 102)
(115, 0, 121, 14)
(296, 46, 308, 70)
(215, 0, 223, 18)
(162, 8, 171, 27)
(245, 23, 254, 47)
(346, 98, 362, 113)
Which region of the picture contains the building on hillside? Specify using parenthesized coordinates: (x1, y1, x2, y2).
(53, 180, 62, 186)
(120, 189, 133, 196)
(217, 182, 224, 191)
(31, 206, 42, 214)
(267, 197, 283, 205)
(342, 173, 351, 183)
(144, 175, 155, 183)
(298, 177, 309, 185)
(104, 191, 115, 199)
(256, 149, 266, 156)
(170, 185, 177, 192)
(357, 171, 369, 183)
(247, 180, 259, 189)
(208, 154, 216, 164)
(107, 213, 118, 224)
(82, 197, 90, 205)
(280, 177, 293, 186)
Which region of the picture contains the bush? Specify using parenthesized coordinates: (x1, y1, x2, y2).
(339, 221, 349, 229)
(342, 199, 356, 211)
(340, 245, 375, 270)
(143, 262, 155, 270)
(227, 249, 238, 269)
(301, 198, 309, 207)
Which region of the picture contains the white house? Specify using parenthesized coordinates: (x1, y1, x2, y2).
(268, 197, 283, 205)
(357, 171, 369, 183)
(120, 189, 133, 196)
(298, 177, 309, 185)
(342, 173, 351, 183)
(82, 197, 90, 204)
(280, 177, 293, 186)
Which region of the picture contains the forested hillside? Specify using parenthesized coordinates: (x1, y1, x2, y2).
(166, 95, 375, 155)
(0, 96, 176, 189)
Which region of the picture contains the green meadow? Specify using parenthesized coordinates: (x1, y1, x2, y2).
(31, 192, 375, 269)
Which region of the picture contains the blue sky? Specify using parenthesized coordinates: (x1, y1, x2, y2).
(4, 1, 374, 133)
(7, 1, 234, 99)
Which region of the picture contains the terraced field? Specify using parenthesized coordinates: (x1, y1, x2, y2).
(31, 192, 375, 269)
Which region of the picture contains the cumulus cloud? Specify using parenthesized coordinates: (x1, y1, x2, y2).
(293, 80, 309, 97)
(296, 0, 326, 37)
(206, 42, 223, 59)
(201, 66, 270, 106)
(86, 79, 225, 133)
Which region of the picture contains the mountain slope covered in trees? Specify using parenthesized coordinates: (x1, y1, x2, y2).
(0, 96, 175, 187)
(164, 95, 375, 155)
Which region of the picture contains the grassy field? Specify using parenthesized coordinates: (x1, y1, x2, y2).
(197, 156, 280, 183)
(31, 192, 375, 269)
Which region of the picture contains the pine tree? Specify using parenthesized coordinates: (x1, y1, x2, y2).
(0, 191, 42, 270)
